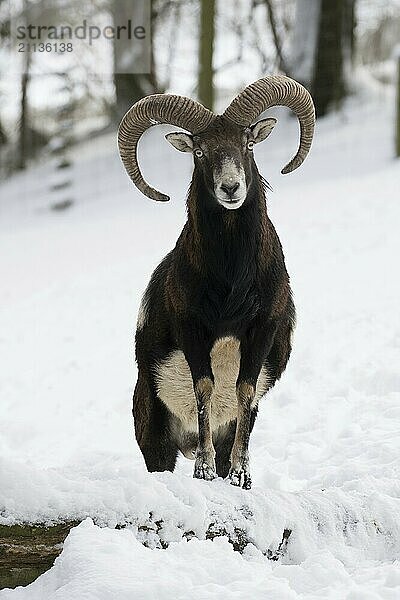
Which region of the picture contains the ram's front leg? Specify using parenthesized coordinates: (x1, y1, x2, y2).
(229, 382, 254, 489)
(193, 376, 216, 480)
(181, 327, 216, 481)
(229, 317, 278, 489)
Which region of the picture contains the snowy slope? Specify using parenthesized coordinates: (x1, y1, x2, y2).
(1, 83, 400, 598)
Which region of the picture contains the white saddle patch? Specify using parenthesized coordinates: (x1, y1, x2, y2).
(155, 336, 270, 432)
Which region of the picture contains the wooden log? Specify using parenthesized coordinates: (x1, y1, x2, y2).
(0, 518, 291, 590)
(0, 522, 77, 590)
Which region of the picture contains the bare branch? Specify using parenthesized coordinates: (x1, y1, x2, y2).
(264, 0, 289, 74)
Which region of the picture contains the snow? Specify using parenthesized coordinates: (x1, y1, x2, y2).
(1, 78, 400, 598)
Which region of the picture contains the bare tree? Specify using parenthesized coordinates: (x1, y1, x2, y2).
(263, 0, 288, 73)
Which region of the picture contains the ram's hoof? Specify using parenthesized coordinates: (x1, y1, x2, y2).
(193, 457, 216, 481)
(228, 467, 252, 490)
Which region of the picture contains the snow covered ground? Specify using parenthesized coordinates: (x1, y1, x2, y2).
(1, 79, 400, 598)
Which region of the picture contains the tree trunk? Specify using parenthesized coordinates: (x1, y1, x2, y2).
(198, 0, 215, 110)
(312, 0, 356, 116)
(396, 54, 400, 158)
(312, 0, 343, 116)
(113, 0, 157, 120)
(289, 0, 321, 86)
(343, 0, 356, 66)
(17, 59, 30, 170)
(291, 0, 356, 117)
(114, 73, 157, 120)
(0, 120, 7, 147)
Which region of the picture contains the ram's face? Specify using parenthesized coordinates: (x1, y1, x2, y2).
(165, 117, 276, 210)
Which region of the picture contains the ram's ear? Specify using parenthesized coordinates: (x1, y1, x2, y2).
(165, 132, 194, 153)
(250, 118, 277, 144)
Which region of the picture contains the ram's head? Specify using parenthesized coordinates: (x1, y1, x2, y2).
(118, 75, 315, 209)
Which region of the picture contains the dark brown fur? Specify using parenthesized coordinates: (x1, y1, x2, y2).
(133, 117, 295, 488)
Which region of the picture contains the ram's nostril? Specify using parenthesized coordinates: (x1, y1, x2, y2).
(221, 182, 240, 197)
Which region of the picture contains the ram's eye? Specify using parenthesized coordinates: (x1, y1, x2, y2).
(247, 141, 254, 151)
(194, 149, 203, 158)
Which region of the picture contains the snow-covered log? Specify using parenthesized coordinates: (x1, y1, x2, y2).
(1, 470, 399, 589)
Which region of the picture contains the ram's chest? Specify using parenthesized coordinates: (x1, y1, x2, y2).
(154, 336, 269, 432)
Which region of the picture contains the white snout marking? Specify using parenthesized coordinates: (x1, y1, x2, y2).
(214, 158, 246, 210)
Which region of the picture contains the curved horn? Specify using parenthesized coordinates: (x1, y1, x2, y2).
(223, 75, 315, 174)
(118, 95, 215, 201)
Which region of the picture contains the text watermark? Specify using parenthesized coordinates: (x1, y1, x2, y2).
(7, 0, 151, 75)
